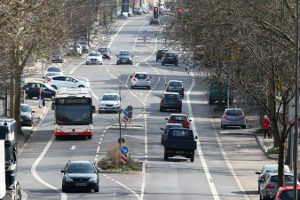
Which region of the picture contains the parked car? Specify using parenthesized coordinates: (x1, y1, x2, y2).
(165, 80, 184, 97)
(130, 72, 151, 89)
(22, 81, 56, 99)
(165, 114, 192, 128)
(116, 50, 133, 65)
(150, 18, 160, 25)
(61, 160, 99, 192)
(68, 43, 82, 55)
(221, 108, 247, 129)
(43, 66, 63, 79)
(260, 173, 296, 200)
(156, 49, 168, 62)
(160, 92, 182, 112)
(86, 52, 102, 65)
(20, 104, 34, 126)
(163, 128, 197, 162)
(142, 6, 150, 13)
(98, 93, 121, 113)
(78, 40, 89, 53)
(256, 164, 291, 192)
(160, 123, 183, 144)
(50, 51, 63, 63)
(161, 52, 179, 66)
(98, 47, 111, 59)
(275, 186, 300, 200)
(134, 7, 143, 15)
(46, 75, 89, 90)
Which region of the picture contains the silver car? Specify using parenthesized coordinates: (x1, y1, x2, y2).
(86, 52, 102, 65)
(260, 173, 295, 200)
(221, 108, 246, 129)
(256, 164, 291, 192)
(130, 72, 151, 89)
(98, 93, 120, 113)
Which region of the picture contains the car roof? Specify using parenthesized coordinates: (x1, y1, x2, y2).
(25, 81, 45, 84)
(165, 123, 183, 126)
(267, 172, 294, 176)
(21, 103, 30, 107)
(225, 108, 243, 111)
(168, 80, 183, 83)
(88, 51, 99, 54)
(169, 113, 188, 117)
(69, 160, 92, 164)
(102, 93, 119, 96)
(134, 72, 148, 74)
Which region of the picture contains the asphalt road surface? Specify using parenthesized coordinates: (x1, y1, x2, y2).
(18, 14, 273, 200)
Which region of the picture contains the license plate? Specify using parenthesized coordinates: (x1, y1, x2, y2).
(75, 183, 87, 186)
(70, 132, 77, 135)
(176, 151, 184, 154)
(122, 60, 127, 63)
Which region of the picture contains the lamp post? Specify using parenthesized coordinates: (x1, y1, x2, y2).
(293, 0, 299, 199)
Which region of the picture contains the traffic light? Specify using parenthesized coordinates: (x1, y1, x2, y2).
(153, 6, 159, 19)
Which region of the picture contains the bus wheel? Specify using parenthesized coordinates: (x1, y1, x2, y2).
(87, 136, 92, 139)
(56, 136, 61, 140)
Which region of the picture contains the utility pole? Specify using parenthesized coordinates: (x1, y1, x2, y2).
(118, 84, 122, 150)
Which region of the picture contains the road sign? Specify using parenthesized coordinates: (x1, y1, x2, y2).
(123, 115, 129, 123)
(118, 137, 125, 144)
(123, 109, 129, 116)
(121, 154, 128, 164)
(121, 146, 129, 155)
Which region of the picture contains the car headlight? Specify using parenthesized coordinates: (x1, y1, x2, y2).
(89, 177, 98, 183)
(129, 57, 132, 60)
(65, 175, 73, 182)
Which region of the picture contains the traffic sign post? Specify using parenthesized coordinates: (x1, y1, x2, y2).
(120, 146, 129, 155)
(120, 146, 129, 166)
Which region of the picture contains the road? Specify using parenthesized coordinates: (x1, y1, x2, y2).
(18, 14, 274, 200)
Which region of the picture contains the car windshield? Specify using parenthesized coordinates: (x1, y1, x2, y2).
(21, 105, 31, 112)
(79, 41, 87, 45)
(166, 124, 182, 129)
(89, 52, 100, 56)
(67, 163, 95, 173)
(226, 109, 242, 115)
(169, 82, 182, 87)
(263, 165, 290, 173)
(170, 116, 186, 121)
(168, 129, 193, 139)
(281, 190, 300, 200)
(164, 94, 179, 99)
(44, 83, 55, 90)
(120, 51, 130, 56)
(47, 67, 61, 72)
(56, 105, 91, 125)
(134, 74, 148, 79)
(102, 95, 119, 101)
(270, 175, 294, 182)
(165, 53, 176, 57)
(98, 48, 107, 52)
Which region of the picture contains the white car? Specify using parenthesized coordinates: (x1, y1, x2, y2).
(43, 66, 63, 80)
(130, 72, 151, 89)
(46, 75, 89, 90)
(86, 52, 103, 65)
(98, 93, 120, 113)
(68, 43, 82, 55)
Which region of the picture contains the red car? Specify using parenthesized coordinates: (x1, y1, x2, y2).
(165, 114, 192, 128)
(275, 186, 300, 200)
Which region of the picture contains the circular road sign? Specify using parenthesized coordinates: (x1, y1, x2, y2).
(121, 146, 129, 155)
(123, 109, 129, 116)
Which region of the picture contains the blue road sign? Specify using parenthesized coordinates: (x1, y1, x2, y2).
(123, 109, 129, 116)
(121, 146, 129, 155)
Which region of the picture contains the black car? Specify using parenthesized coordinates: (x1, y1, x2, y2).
(166, 80, 184, 97)
(22, 81, 56, 99)
(116, 50, 133, 65)
(20, 104, 34, 126)
(162, 52, 179, 66)
(156, 49, 168, 62)
(61, 160, 99, 192)
(160, 92, 182, 112)
(150, 18, 160, 25)
(98, 47, 111, 59)
(50, 51, 63, 63)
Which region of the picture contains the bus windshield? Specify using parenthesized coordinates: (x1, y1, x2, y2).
(56, 105, 91, 125)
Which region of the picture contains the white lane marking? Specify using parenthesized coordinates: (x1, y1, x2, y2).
(69, 60, 85, 75)
(186, 74, 220, 200)
(41, 121, 54, 126)
(31, 135, 67, 200)
(70, 146, 76, 150)
(211, 118, 250, 200)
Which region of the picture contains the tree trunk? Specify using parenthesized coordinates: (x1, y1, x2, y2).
(9, 75, 14, 118)
(13, 67, 22, 135)
(278, 142, 285, 187)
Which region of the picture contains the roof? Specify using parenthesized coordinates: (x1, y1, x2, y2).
(168, 80, 182, 83)
(134, 72, 148, 74)
(102, 93, 119, 96)
(69, 160, 92, 164)
(56, 88, 91, 98)
(169, 113, 188, 116)
(163, 92, 180, 95)
(166, 123, 183, 126)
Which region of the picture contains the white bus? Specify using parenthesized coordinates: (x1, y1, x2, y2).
(52, 88, 95, 139)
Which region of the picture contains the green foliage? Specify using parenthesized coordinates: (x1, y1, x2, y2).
(267, 147, 279, 154)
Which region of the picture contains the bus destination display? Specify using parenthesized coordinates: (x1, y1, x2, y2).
(57, 98, 89, 105)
